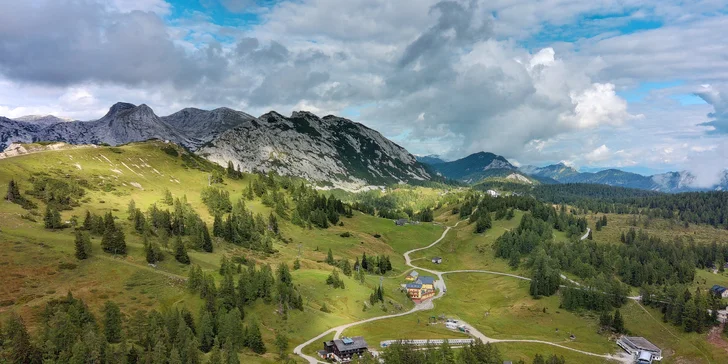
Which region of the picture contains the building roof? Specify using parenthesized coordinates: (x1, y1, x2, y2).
(326, 336, 368, 352)
(408, 270, 419, 277)
(418, 276, 436, 285)
(622, 336, 661, 353)
(711, 285, 727, 294)
(406, 283, 423, 289)
(432, 257, 442, 260)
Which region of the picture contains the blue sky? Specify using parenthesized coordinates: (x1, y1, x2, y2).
(1, 0, 727, 182)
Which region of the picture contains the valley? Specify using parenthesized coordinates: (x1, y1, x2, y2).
(1, 139, 728, 364)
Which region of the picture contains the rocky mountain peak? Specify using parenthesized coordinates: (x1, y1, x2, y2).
(105, 102, 137, 118)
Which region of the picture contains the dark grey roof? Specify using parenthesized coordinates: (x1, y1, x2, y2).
(332, 336, 368, 351)
(623, 337, 660, 352)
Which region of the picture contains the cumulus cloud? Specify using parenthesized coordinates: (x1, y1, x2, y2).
(0, 1, 225, 87)
(584, 144, 611, 163)
(0, 0, 725, 177)
(696, 85, 728, 133)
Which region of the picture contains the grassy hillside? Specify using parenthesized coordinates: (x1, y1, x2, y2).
(0, 141, 440, 362)
(3, 141, 728, 363)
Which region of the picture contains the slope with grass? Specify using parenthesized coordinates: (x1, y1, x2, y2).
(0, 140, 440, 362)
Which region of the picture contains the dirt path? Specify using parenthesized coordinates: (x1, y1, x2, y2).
(293, 218, 632, 363)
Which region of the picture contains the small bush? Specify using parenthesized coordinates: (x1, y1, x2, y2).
(20, 214, 37, 222)
(58, 262, 78, 270)
(320, 302, 331, 313)
(340, 232, 351, 238)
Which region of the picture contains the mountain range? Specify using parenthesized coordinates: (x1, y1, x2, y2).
(423, 153, 726, 192)
(0, 103, 428, 190)
(3, 102, 727, 193)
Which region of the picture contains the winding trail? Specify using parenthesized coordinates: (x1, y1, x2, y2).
(293, 221, 630, 363)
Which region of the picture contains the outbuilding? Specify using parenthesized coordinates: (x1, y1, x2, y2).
(616, 336, 662, 362)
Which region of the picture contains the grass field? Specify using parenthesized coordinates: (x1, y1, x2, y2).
(0, 141, 431, 362)
(409, 211, 525, 275)
(3, 142, 728, 363)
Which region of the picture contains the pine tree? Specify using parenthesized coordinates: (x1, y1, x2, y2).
(201, 222, 213, 253)
(342, 259, 352, 276)
(612, 309, 625, 334)
(163, 188, 173, 205)
(44, 205, 62, 229)
(104, 301, 123, 343)
(599, 310, 612, 329)
(101, 215, 126, 255)
(209, 338, 223, 364)
(213, 214, 223, 237)
(293, 258, 301, 270)
(245, 321, 266, 354)
(174, 235, 190, 264)
(75, 230, 91, 260)
(5, 179, 20, 201)
(83, 210, 93, 230)
(224, 339, 240, 364)
(144, 233, 162, 264)
(127, 199, 136, 220)
(475, 213, 492, 233)
(274, 331, 289, 360)
(268, 213, 279, 235)
(198, 309, 215, 353)
(438, 339, 456, 364)
(326, 248, 335, 265)
(4, 314, 38, 363)
(169, 346, 182, 364)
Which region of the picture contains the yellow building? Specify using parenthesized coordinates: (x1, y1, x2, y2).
(405, 270, 420, 282)
(405, 276, 437, 302)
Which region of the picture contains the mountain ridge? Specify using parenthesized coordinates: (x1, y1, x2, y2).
(0, 103, 431, 190)
(419, 151, 727, 192)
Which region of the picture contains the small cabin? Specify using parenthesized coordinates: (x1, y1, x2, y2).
(405, 270, 420, 281)
(432, 257, 442, 264)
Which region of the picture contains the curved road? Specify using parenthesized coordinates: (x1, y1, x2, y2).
(293, 221, 630, 363)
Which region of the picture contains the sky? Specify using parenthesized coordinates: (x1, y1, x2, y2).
(1, 0, 728, 184)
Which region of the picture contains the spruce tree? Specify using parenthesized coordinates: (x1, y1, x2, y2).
(201, 222, 213, 253)
(213, 214, 223, 237)
(174, 235, 191, 264)
(103, 301, 122, 343)
(5, 179, 20, 201)
(599, 310, 613, 329)
(326, 248, 335, 265)
(74, 230, 91, 260)
(274, 332, 289, 360)
(44, 205, 62, 229)
(209, 338, 223, 364)
(245, 321, 266, 354)
(169, 346, 182, 364)
(612, 309, 625, 334)
(163, 188, 173, 205)
(4, 314, 37, 363)
(293, 258, 301, 270)
(198, 309, 215, 353)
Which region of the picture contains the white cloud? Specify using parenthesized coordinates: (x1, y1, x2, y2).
(584, 144, 611, 163)
(0, 0, 726, 178)
(560, 83, 630, 129)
